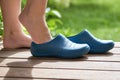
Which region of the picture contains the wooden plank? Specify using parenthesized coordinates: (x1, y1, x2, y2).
(0, 41, 2, 45)
(0, 50, 120, 62)
(0, 58, 120, 71)
(109, 48, 120, 54)
(0, 49, 31, 59)
(87, 55, 120, 62)
(0, 42, 119, 55)
(115, 42, 120, 48)
(0, 67, 120, 80)
(0, 41, 3, 50)
(0, 77, 47, 80)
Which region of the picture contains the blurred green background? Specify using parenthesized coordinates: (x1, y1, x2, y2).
(0, 0, 120, 41)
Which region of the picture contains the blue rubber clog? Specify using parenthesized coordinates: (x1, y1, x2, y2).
(68, 29, 114, 53)
(31, 34, 90, 58)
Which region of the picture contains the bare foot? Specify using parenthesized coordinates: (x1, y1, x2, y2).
(3, 33, 32, 49)
(19, 12, 52, 44)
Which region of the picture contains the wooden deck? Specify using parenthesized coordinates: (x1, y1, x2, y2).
(0, 41, 120, 80)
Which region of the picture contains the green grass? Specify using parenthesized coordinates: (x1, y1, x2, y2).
(53, 0, 120, 41)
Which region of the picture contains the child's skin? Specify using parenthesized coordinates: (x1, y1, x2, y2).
(0, 0, 52, 49)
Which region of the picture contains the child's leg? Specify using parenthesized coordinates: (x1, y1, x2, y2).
(19, 0, 52, 44)
(0, 0, 32, 49)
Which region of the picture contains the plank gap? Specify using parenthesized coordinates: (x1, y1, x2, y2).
(0, 66, 120, 72)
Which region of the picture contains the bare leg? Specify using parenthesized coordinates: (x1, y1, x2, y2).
(0, 0, 32, 49)
(19, 0, 52, 44)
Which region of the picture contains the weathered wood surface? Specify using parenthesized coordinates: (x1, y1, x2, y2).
(0, 42, 120, 80)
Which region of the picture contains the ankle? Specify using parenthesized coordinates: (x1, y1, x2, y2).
(33, 31, 52, 44)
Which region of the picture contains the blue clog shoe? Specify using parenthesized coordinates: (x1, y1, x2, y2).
(68, 29, 114, 53)
(31, 34, 90, 58)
